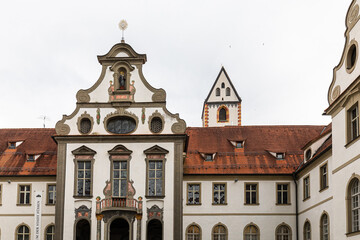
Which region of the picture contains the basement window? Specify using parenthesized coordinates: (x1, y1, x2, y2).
(276, 153, 285, 160)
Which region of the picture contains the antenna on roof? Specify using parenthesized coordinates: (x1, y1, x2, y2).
(38, 115, 50, 128)
(119, 20, 128, 43)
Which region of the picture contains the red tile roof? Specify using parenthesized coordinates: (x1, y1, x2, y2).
(0, 129, 57, 176)
(185, 125, 326, 175)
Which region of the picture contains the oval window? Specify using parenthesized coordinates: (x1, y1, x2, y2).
(150, 117, 163, 133)
(347, 44, 357, 71)
(80, 118, 91, 134)
(107, 116, 136, 134)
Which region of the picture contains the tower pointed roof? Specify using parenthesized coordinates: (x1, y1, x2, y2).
(204, 67, 242, 104)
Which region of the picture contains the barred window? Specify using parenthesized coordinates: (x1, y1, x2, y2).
(80, 118, 91, 134)
(150, 117, 163, 133)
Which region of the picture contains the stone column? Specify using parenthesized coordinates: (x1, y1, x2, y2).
(96, 214, 103, 240)
(136, 214, 142, 240)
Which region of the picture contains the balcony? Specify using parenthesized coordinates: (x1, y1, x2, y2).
(96, 197, 143, 214)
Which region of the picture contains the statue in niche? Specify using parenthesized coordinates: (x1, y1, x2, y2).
(118, 71, 126, 90)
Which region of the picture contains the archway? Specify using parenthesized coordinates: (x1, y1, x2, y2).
(147, 219, 162, 240)
(110, 218, 129, 240)
(76, 219, 90, 240)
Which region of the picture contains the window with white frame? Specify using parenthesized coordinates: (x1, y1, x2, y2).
(303, 221, 311, 240)
(320, 214, 329, 240)
(277, 183, 289, 204)
(244, 224, 259, 240)
(187, 183, 201, 205)
(47, 185, 56, 204)
(351, 178, 360, 232)
(212, 224, 227, 240)
(245, 183, 258, 204)
(276, 224, 291, 240)
(213, 183, 226, 204)
(45, 225, 55, 240)
(112, 161, 128, 197)
(320, 164, 328, 191)
(349, 103, 359, 142)
(18, 185, 31, 205)
(303, 176, 310, 200)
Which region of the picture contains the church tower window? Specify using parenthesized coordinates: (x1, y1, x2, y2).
(221, 82, 225, 88)
(218, 107, 228, 122)
(216, 88, 220, 96)
(226, 87, 230, 96)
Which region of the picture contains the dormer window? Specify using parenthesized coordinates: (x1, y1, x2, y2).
(276, 153, 285, 160)
(205, 154, 213, 161)
(216, 88, 220, 96)
(305, 149, 312, 161)
(236, 141, 244, 148)
(27, 155, 35, 162)
(221, 82, 225, 88)
(8, 142, 16, 149)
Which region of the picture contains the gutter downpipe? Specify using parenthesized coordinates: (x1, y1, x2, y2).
(292, 172, 299, 240)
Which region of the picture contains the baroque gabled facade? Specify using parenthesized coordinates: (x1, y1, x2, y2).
(0, 1, 360, 240)
(53, 42, 186, 240)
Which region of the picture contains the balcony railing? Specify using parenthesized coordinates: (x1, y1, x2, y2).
(96, 197, 143, 214)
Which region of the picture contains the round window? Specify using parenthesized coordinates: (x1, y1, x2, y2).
(305, 149, 312, 161)
(80, 118, 91, 134)
(347, 44, 357, 71)
(150, 117, 163, 133)
(107, 116, 136, 134)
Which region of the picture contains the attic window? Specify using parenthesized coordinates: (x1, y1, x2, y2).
(221, 83, 225, 88)
(216, 88, 220, 96)
(226, 87, 230, 96)
(236, 141, 244, 148)
(8, 142, 16, 149)
(346, 43, 357, 71)
(305, 149, 312, 161)
(276, 153, 285, 160)
(205, 154, 213, 161)
(27, 155, 35, 162)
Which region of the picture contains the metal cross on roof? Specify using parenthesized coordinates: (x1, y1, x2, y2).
(119, 20, 128, 43)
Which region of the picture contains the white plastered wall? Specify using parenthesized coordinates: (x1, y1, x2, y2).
(62, 142, 175, 240)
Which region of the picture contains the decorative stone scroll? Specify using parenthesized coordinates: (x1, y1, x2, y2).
(75, 205, 91, 219)
(147, 205, 163, 222)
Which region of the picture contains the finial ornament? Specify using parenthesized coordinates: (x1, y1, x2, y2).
(119, 20, 128, 43)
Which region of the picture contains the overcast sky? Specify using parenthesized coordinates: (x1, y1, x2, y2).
(0, 0, 352, 128)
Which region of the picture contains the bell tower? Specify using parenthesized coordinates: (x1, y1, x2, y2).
(202, 67, 242, 127)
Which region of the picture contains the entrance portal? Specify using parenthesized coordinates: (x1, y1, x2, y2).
(110, 218, 129, 240)
(147, 219, 162, 240)
(76, 219, 90, 240)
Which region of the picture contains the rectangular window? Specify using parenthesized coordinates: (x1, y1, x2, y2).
(47, 184, 56, 204)
(148, 160, 163, 196)
(236, 141, 244, 148)
(187, 183, 201, 205)
(303, 176, 310, 200)
(213, 183, 226, 204)
(349, 104, 359, 142)
(276, 153, 285, 160)
(27, 154, 35, 162)
(320, 164, 328, 191)
(76, 161, 92, 196)
(8, 142, 16, 149)
(18, 185, 31, 204)
(0, 184, 2, 205)
(112, 161, 128, 197)
(276, 183, 290, 204)
(205, 154, 213, 161)
(245, 183, 258, 204)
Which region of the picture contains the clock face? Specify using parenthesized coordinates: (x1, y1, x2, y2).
(107, 116, 136, 134)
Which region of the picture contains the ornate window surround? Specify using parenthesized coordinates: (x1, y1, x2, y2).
(110, 61, 135, 93)
(108, 145, 132, 197)
(72, 146, 97, 198)
(144, 145, 168, 198)
(148, 110, 165, 134)
(77, 111, 94, 135)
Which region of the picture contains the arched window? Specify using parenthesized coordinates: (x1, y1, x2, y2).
(276, 224, 291, 240)
(350, 178, 360, 232)
(244, 224, 259, 240)
(221, 83, 225, 88)
(75, 219, 90, 240)
(226, 87, 230, 96)
(186, 224, 201, 240)
(212, 224, 227, 240)
(216, 88, 220, 96)
(303, 221, 311, 240)
(320, 214, 329, 240)
(16, 225, 30, 240)
(45, 225, 55, 240)
(219, 108, 227, 122)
